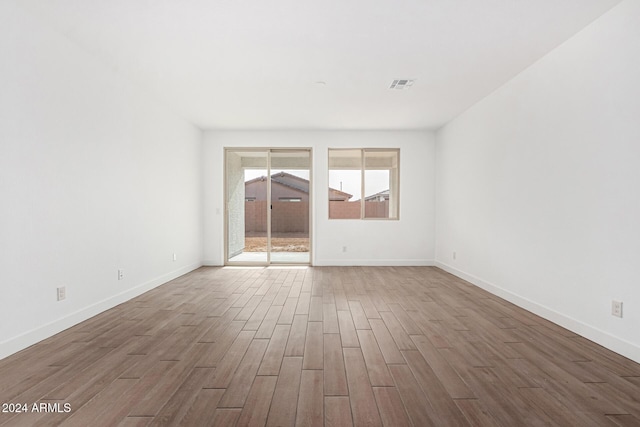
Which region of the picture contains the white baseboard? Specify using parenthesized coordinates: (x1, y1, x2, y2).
(201, 260, 223, 266)
(203, 259, 435, 267)
(435, 261, 640, 364)
(0, 263, 202, 361)
(314, 259, 435, 267)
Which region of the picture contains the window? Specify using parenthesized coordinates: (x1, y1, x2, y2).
(328, 148, 399, 219)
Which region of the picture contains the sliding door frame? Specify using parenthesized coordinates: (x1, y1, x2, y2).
(224, 147, 313, 266)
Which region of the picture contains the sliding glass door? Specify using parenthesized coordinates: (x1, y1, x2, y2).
(226, 150, 269, 264)
(225, 148, 311, 265)
(269, 151, 311, 264)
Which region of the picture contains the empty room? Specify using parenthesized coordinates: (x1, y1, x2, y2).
(1, 0, 639, 425)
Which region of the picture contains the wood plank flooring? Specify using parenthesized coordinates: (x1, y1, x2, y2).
(2, 266, 640, 426)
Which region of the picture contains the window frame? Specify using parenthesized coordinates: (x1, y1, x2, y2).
(328, 148, 400, 220)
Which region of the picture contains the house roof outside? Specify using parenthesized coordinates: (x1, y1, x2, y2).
(271, 172, 309, 194)
(246, 172, 353, 201)
(364, 189, 390, 202)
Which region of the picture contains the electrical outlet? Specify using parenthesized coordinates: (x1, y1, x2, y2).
(342, 246, 347, 253)
(612, 300, 623, 318)
(118, 269, 124, 280)
(173, 253, 177, 262)
(453, 251, 457, 260)
(57, 286, 66, 301)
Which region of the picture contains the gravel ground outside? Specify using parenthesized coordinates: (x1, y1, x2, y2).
(244, 237, 309, 252)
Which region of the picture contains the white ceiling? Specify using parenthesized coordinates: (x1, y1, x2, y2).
(18, 0, 620, 130)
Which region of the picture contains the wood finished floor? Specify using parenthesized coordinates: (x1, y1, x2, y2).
(1, 266, 640, 426)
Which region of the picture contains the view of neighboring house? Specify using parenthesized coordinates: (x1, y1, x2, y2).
(244, 172, 390, 220)
(245, 172, 352, 202)
(364, 189, 390, 202)
(244, 172, 391, 231)
(328, 187, 352, 202)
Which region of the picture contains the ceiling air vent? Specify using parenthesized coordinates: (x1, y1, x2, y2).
(389, 79, 415, 90)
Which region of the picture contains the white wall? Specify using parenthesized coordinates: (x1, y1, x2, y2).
(435, 0, 640, 362)
(0, 2, 203, 359)
(203, 131, 435, 266)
